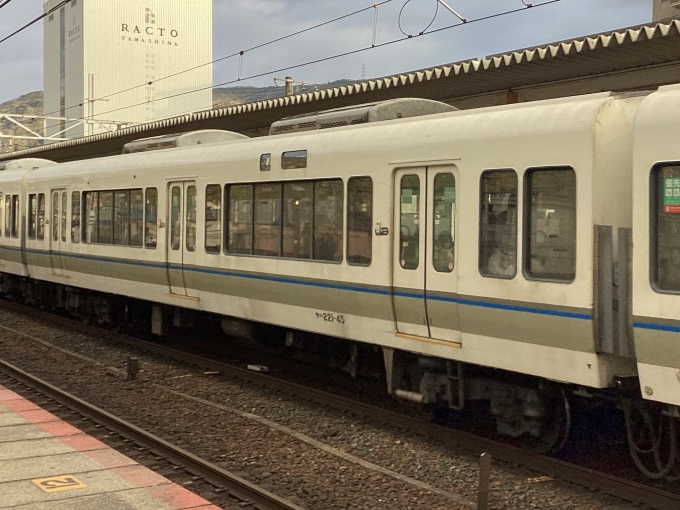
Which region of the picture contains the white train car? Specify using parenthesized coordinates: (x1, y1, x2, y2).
(0, 93, 653, 456)
(633, 84, 680, 409)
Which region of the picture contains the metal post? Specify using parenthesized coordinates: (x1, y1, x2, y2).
(477, 452, 492, 510)
(284, 76, 294, 97)
(126, 357, 139, 381)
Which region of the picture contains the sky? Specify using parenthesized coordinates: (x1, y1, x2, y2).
(0, 0, 654, 104)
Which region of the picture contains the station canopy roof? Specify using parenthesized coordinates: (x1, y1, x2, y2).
(4, 17, 680, 162)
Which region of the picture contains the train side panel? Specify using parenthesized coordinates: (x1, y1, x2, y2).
(632, 84, 680, 407)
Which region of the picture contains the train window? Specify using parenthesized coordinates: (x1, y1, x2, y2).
(254, 183, 282, 256)
(260, 154, 271, 172)
(433, 173, 455, 273)
(283, 181, 313, 259)
(205, 185, 221, 254)
(71, 192, 80, 243)
(28, 194, 37, 240)
(129, 189, 143, 247)
(98, 191, 114, 244)
(11, 195, 19, 238)
(314, 180, 343, 262)
(61, 192, 67, 242)
(37, 194, 45, 240)
(4, 196, 9, 237)
(52, 192, 59, 242)
(400, 175, 420, 270)
(524, 168, 576, 282)
(83, 192, 98, 243)
(170, 186, 181, 251)
(186, 185, 197, 252)
(226, 184, 253, 255)
(347, 177, 373, 266)
(282, 150, 307, 170)
(651, 165, 680, 292)
(145, 188, 157, 249)
(479, 170, 517, 278)
(113, 190, 130, 246)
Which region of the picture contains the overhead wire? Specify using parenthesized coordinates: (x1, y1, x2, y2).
(0, 0, 15, 11)
(81, 0, 562, 123)
(0, 1, 68, 45)
(41, 0, 396, 119)
(398, 0, 439, 37)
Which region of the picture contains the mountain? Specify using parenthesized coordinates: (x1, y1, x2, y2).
(0, 79, 358, 154)
(0, 92, 44, 153)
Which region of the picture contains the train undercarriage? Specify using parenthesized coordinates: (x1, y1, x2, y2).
(0, 271, 677, 479)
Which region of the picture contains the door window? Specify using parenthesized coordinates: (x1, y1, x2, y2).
(399, 175, 420, 270)
(170, 186, 181, 251)
(52, 192, 60, 242)
(433, 173, 455, 273)
(61, 192, 67, 242)
(3, 196, 9, 237)
(71, 192, 80, 243)
(38, 194, 45, 240)
(28, 194, 37, 239)
(11, 195, 18, 238)
(186, 185, 197, 252)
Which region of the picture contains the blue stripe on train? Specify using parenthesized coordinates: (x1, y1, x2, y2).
(633, 322, 680, 333)
(2, 245, 592, 321)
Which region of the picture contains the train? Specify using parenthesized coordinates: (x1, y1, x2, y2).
(0, 89, 679, 478)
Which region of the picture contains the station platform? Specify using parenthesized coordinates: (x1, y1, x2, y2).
(0, 384, 220, 510)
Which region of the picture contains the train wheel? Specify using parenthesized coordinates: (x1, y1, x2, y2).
(622, 400, 677, 479)
(521, 389, 572, 455)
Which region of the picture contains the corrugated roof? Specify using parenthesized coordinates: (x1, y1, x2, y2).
(5, 17, 680, 162)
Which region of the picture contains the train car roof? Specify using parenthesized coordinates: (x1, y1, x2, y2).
(21, 91, 623, 182)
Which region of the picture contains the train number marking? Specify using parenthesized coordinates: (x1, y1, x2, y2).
(315, 312, 345, 324)
(32, 475, 87, 493)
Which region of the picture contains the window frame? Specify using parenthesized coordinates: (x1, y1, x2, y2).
(224, 178, 344, 264)
(346, 176, 374, 267)
(11, 195, 19, 239)
(225, 183, 254, 256)
(205, 184, 222, 254)
(144, 187, 158, 250)
(649, 162, 680, 294)
(478, 169, 518, 279)
(432, 172, 456, 274)
(281, 150, 308, 170)
(81, 188, 144, 248)
(3, 195, 9, 238)
(71, 191, 80, 243)
(28, 194, 37, 240)
(522, 166, 577, 284)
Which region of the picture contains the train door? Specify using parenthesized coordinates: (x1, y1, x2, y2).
(50, 189, 67, 276)
(424, 167, 460, 343)
(166, 181, 198, 297)
(392, 167, 460, 341)
(393, 169, 429, 337)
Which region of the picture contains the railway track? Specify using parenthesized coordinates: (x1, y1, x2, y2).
(0, 298, 678, 510)
(0, 356, 302, 510)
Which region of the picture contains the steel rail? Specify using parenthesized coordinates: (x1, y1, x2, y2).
(1, 299, 679, 510)
(0, 357, 303, 510)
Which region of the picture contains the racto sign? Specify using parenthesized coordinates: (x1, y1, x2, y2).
(121, 8, 179, 46)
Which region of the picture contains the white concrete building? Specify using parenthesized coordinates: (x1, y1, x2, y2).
(43, 0, 213, 139)
(654, 0, 680, 21)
